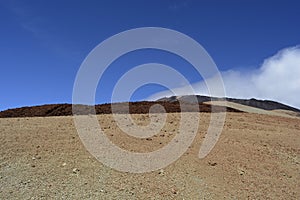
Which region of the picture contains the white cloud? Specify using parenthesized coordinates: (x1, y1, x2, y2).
(147, 46, 300, 109)
(253, 46, 300, 108)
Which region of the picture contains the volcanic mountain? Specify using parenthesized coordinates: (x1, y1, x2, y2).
(0, 95, 299, 118)
(158, 95, 300, 118)
(0, 96, 299, 199)
(158, 95, 300, 111)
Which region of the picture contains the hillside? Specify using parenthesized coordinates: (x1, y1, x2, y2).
(0, 101, 241, 118)
(158, 95, 300, 112)
(0, 112, 299, 199)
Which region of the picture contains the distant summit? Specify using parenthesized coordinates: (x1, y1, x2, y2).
(157, 95, 300, 113)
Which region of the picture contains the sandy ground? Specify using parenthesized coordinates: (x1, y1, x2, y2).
(205, 101, 299, 118)
(0, 112, 299, 199)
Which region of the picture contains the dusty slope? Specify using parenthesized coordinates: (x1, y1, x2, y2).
(159, 95, 300, 113)
(0, 102, 241, 118)
(0, 113, 299, 199)
(204, 101, 300, 118)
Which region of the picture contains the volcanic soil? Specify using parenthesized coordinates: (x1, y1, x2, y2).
(0, 104, 299, 199)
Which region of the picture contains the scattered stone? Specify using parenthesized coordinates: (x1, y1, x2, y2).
(238, 168, 245, 175)
(208, 162, 217, 166)
(171, 188, 177, 194)
(158, 169, 165, 175)
(62, 162, 67, 167)
(146, 138, 152, 141)
(100, 189, 105, 193)
(21, 180, 31, 185)
(32, 155, 41, 160)
(283, 173, 292, 178)
(72, 168, 80, 174)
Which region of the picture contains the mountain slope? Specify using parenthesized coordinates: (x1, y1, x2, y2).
(158, 95, 300, 112)
(0, 101, 241, 118)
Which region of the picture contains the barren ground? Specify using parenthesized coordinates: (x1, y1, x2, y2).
(0, 112, 299, 199)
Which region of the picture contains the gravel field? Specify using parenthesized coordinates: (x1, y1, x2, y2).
(0, 112, 299, 199)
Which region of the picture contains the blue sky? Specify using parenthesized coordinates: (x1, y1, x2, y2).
(1, 0, 300, 111)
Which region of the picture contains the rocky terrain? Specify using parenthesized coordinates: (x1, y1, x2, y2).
(0, 97, 299, 199)
(0, 101, 241, 118)
(159, 95, 300, 112)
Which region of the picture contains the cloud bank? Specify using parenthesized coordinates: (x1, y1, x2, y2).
(147, 46, 300, 109)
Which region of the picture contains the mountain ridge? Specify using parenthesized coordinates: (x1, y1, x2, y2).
(1, 96, 299, 118)
(157, 95, 300, 112)
(0, 101, 241, 118)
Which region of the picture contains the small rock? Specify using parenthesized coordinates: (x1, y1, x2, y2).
(208, 162, 217, 166)
(158, 169, 165, 175)
(171, 188, 177, 194)
(21, 180, 31, 185)
(238, 169, 245, 175)
(32, 155, 41, 160)
(72, 168, 80, 174)
(36, 156, 41, 159)
(62, 162, 67, 167)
